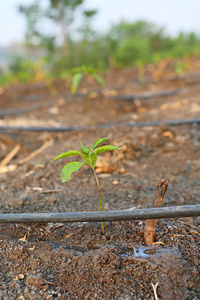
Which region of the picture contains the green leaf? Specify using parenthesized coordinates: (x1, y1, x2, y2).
(91, 152, 97, 167)
(60, 161, 84, 183)
(89, 137, 109, 152)
(95, 145, 122, 155)
(81, 154, 93, 167)
(93, 74, 105, 86)
(87, 66, 96, 74)
(80, 142, 89, 154)
(52, 150, 82, 161)
(71, 73, 82, 94)
(71, 66, 81, 74)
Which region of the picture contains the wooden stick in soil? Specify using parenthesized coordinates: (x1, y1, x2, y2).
(144, 179, 168, 245)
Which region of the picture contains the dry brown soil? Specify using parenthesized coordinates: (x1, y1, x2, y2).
(0, 57, 200, 299)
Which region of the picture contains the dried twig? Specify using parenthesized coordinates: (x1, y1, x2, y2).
(0, 164, 17, 174)
(170, 218, 200, 231)
(144, 180, 168, 245)
(39, 189, 62, 194)
(18, 233, 28, 242)
(0, 144, 21, 168)
(0, 140, 53, 174)
(44, 279, 58, 286)
(189, 230, 200, 236)
(18, 140, 53, 165)
(126, 243, 137, 254)
(151, 282, 159, 300)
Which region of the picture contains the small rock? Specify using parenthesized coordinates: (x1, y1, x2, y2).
(112, 180, 119, 185)
(163, 142, 177, 153)
(18, 274, 24, 280)
(26, 275, 48, 290)
(174, 135, 188, 144)
(8, 198, 23, 207)
(44, 294, 53, 300)
(149, 133, 160, 145)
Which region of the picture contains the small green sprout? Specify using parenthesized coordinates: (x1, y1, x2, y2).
(52, 137, 121, 234)
(175, 61, 187, 76)
(69, 65, 105, 124)
(70, 64, 104, 95)
(175, 61, 187, 88)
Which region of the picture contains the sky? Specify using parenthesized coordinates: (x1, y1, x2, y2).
(0, 0, 200, 47)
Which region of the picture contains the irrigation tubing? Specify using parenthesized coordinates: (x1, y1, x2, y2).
(107, 89, 181, 101)
(0, 105, 41, 116)
(132, 72, 200, 86)
(0, 205, 199, 224)
(0, 118, 199, 133)
(5, 72, 200, 104)
(1, 89, 182, 114)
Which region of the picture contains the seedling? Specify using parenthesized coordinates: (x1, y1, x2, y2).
(174, 61, 187, 88)
(52, 137, 121, 233)
(70, 65, 104, 124)
(70, 65, 104, 95)
(175, 61, 187, 76)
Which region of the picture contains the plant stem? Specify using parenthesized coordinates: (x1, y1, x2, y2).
(93, 169, 105, 234)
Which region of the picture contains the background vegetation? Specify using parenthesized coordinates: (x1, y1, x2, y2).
(1, 0, 200, 86)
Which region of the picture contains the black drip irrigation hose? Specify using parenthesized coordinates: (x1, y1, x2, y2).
(0, 205, 200, 223)
(107, 89, 181, 101)
(131, 72, 200, 86)
(100, 118, 200, 129)
(0, 89, 182, 117)
(3, 88, 182, 110)
(0, 105, 41, 116)
(16, 91, 85, 102)
(0, 87, 188, 118)
(5, 72, 200, 104)
(0, 118, 199, 133)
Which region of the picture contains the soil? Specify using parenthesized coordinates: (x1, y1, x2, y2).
(0, 56, 200, 299)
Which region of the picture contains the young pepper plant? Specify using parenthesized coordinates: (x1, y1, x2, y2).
(70, 65, 105, 124)
(70, 64, 104, 95)
(52, 137, 121, 234)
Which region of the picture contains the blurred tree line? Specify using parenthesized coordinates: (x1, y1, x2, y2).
(1, 0, 200, 85)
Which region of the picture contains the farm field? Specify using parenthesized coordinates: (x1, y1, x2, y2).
(0, 57, 200, 299)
